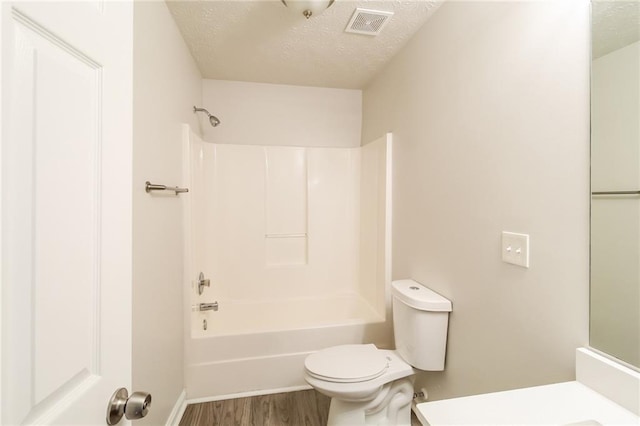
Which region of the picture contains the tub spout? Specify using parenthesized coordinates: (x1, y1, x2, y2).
(199, 302, 218, 312)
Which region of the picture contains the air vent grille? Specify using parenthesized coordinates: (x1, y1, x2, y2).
(345, 8, 394, 36)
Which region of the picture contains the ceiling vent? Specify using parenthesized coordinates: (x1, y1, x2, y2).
(345, 8, 394, 36)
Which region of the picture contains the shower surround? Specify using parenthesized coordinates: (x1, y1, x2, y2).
(183, 126, 392, 399)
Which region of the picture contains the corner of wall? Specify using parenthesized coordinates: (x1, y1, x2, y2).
(132, 2, 203, 424)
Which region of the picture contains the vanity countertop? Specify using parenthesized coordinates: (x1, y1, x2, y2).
(415, 381, 639, 426)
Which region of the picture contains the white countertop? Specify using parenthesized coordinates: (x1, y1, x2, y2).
(415, 381, 640, 426)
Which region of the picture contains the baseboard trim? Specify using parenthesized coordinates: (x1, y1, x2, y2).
(166, 389, 187, 426)
(186, 384, 312, 405)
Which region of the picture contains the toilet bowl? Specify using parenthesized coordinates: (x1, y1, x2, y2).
(303, 279, 452, 426)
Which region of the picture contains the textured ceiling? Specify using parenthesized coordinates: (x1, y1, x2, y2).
(592, 0, 640, 59)
(166, 0, 442, 89)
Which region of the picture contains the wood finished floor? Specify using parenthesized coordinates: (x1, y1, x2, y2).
(179, 390, 422, 426)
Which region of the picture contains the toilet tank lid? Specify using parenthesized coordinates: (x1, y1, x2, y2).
(392, 279, 452, 312)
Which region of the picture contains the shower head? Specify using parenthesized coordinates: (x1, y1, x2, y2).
(208, 114, 220, 127)
(193, 106, 221, 127)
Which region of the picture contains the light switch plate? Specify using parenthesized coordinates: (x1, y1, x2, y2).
(502, 231, 530, 268)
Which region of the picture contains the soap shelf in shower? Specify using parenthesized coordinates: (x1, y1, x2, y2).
(145, 181, 189, 195)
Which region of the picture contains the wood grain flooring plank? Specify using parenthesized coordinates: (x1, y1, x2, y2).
(313, 391, 331, 426)
(178, 389, 423, 426)
(204, 400, 225, 425)
(267, 392, 292, 425)
(291, 389, 322, 426)
(177, 404, 199, 426)
(219, 397, 252, 426)
(249, 393, 270, 426)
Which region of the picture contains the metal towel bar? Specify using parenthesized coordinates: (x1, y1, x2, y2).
(265, 233, 307, 238)
(591, 190, 640, 195)
(145, 181, 189, 195)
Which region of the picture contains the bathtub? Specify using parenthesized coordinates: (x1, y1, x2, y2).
(182, 127, 393, 400)
(185, 293, 391, 400)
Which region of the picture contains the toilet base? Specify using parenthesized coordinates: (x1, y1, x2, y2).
(327, 378, 414, 426)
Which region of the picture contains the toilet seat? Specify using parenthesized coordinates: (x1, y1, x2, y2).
(305, 344, 389, 383)
(304, 348, 414, 403)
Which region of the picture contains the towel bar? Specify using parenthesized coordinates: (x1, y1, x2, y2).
(145, 181, 189, 195)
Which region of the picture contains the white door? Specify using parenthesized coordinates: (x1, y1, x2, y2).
(1, 1, 133, 424)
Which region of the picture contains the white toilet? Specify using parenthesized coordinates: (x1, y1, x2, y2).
(304, 279, 452, 425)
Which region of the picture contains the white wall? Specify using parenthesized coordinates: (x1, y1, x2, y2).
(132, 2, 202, 424)
(590, 41, 640, 367)
(201, 79, 361, 148)
(362, 1, 590, 400)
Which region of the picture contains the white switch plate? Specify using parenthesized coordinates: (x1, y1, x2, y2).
(502, 231, 530, 268)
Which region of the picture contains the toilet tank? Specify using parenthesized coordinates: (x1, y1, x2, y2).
(392, 279, 452, 371)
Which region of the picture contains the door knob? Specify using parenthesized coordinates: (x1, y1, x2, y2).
(106, 388, 152, 425)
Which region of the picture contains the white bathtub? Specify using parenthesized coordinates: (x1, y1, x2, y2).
(185, 293, 391, 400)
(182, 127, 394, 400)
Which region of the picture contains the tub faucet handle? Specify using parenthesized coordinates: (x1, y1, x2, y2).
(198, 272, 210, 295)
